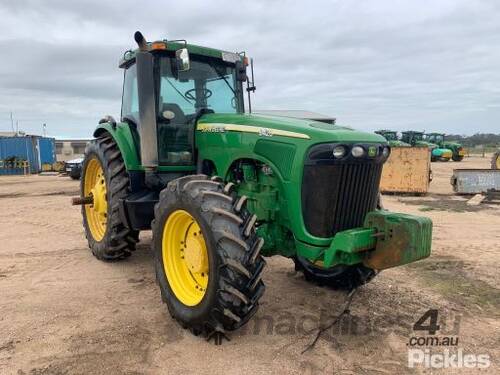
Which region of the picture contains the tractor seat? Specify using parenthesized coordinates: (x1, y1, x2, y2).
(158, 103, 192, 162)
(161, 103, 187, 124)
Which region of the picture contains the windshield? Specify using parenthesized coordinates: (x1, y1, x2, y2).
(158, 55, 243, 116)
(413, 133, 423, 141)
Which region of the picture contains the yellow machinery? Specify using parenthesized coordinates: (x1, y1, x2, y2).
(380, 147, 431, 194)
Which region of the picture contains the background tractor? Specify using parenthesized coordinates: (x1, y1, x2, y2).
(401, 131, 452, 162)
(374, 130, 410, 147)
(425, 133, 465, 162)
(75, 32, 433, 340)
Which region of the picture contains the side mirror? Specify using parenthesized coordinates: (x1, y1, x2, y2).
(176, 48, 190, 72)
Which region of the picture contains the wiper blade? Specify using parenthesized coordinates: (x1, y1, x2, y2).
(209, 62, 236, 97)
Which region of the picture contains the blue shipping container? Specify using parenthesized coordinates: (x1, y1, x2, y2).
(0, 136, 56, 174)
(37, 137, 56, 165)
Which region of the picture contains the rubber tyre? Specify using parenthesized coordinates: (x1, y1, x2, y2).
(452, 155, 464, 162)
(293, 258, 375, 290)
(81, 134, 139, 261)
(492, 151, 500, 170)
(152, 175, 266, 337)
(69, 167, 81, 180)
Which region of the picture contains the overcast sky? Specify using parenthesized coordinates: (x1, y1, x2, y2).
(0, 0, 499, 138)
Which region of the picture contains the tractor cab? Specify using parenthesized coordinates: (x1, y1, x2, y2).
(401, 131, 426, 146)
(375, 130, 410, 147)
(375, 130, 397, 141)
(425, 133, 445, 145)
(119, 33, 250, 174)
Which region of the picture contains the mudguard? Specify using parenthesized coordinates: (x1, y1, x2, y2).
(93, 122, 142, 171)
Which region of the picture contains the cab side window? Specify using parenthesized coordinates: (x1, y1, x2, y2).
(121, 64, 139, 122)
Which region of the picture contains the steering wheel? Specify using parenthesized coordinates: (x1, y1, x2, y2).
(185, 88, 212, 101)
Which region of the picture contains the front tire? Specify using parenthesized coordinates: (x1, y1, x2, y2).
(452, 155, 464, 162)
(81, 134, 139, 261)
(293, 258, 375, 290)
(152, 175, 266, 337)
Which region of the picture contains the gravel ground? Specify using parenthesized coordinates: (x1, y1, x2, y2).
(0, 155, 498, 374)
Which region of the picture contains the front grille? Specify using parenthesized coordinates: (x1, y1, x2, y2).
(302, 162, 383, 238)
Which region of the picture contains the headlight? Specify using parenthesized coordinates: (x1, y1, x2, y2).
(333, 145, 347, 158)
(382, 146, 390, 158)
(351, 146, 365, 158)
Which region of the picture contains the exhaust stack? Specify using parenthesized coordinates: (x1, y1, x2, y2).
(134, 31, 158, 169)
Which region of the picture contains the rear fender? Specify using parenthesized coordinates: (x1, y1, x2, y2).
(93, 122, 142, 171)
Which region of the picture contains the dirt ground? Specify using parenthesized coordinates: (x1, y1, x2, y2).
(0, 155, 498, 374)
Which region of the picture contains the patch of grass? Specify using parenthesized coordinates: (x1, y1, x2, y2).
(419, 206, 435, 212)
(409, 256, 500, 313)
(401, 195, 491, 212)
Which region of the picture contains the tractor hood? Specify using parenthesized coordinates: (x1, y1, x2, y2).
(197, 113, 386, 144)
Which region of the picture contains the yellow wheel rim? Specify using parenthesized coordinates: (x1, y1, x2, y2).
(162, 210, 209, 306)
(83, 158, 108, 241)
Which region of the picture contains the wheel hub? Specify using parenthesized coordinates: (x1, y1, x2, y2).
(162, 210, 209, 306)
(183, 226, 208, 274)
(83, 158, 107, 241)
(91, 177, 107, 217)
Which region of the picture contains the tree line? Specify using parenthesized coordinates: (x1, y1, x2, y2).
(445, 133, 500, 148)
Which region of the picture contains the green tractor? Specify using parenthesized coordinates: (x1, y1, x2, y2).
(75, 32, 433, 340)
(425, 133, 465, 162)
(401, 131, 452, 162)
(374, 130, 410, 147)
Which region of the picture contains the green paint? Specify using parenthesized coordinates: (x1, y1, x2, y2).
(196, 112, 386, 249)
(323, 228, 376, 267)
(92, 39, 433, 273)
(94, 122, 142, 170)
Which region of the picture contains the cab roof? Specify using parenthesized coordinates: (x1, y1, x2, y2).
(119, 40, 245, 68)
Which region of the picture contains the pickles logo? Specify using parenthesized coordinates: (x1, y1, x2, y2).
(368, 146, 377, 157)
(407, 310, 490, 369)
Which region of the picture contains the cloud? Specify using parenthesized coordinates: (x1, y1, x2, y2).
(0, 0, 498, 137)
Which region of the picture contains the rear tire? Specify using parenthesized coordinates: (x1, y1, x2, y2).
(81, 134, 139, 261)
(152, 175, 266, 337)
